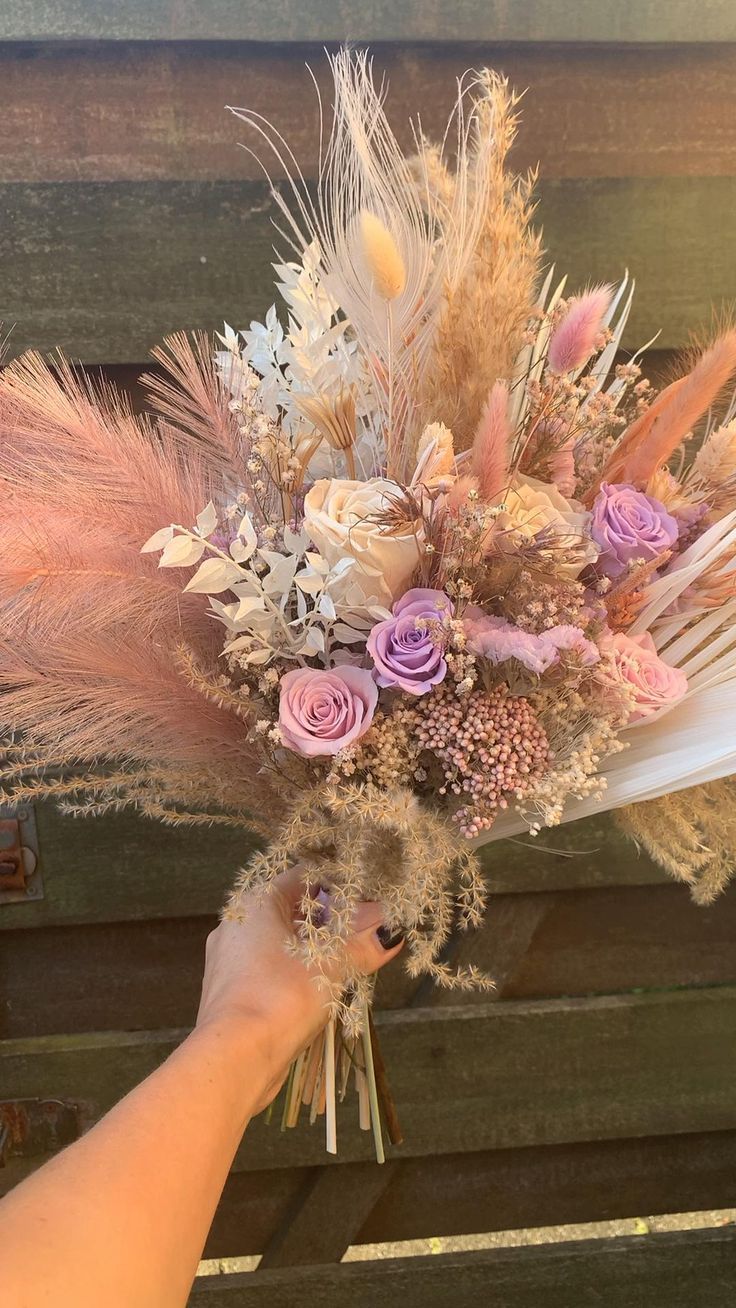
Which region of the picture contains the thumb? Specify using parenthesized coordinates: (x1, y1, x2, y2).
(345, 900, 404, 975)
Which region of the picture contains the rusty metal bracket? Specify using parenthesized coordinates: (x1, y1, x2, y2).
(0, 1099, 82, 1167)
(0, 805, 43, 905)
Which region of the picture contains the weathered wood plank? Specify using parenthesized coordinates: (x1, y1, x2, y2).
(3, 177, 734, 363)
(190, 1229, 736, 1307)
(197, 1130, 736, 1258)
(3, 45, 736, 183)
(2, 1, 735, 43)
(0, 805, 256, 930)
(257, 1162, 395, 1268)
(2, 989, 735, 1181)
(0, 805, 666, 932)
(8, 880, 732, 1034)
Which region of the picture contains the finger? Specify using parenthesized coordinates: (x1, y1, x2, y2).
(346, 900, 404, 975)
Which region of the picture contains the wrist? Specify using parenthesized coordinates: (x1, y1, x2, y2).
(188, 1009, 291, 1122)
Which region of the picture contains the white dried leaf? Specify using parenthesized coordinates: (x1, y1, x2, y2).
(159, 535, 206, 568)
(332, 623, 367, 643)
(141, 525, 174, 554)
(301, 627, 325, 655)
(184, 557, 241, 593)
(233, 595, 266, 622)
(263, 554, 298, 597)
(283, 524, 310, 555)
(318, 592, 336, 619)
(244, 647, 273, 665)
(196, 501, 218, 537)
(305, 551, 329, 574)
(237, 513, 258, 560)
(294, 570, 324, 595)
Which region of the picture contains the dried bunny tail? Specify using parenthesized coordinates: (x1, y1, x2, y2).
(604, 330, 736, 487)
(547, 284, 613, 374)
(0, 350, 211, 533)
(0, 636, 256, 774)
(143, 331, 249, 481)
(471, 381, 510, 501)
(230, 48, 494, 480)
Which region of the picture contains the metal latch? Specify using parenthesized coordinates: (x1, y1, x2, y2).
(0, 806, 43, 905)
(0, 1099, 82, 1167)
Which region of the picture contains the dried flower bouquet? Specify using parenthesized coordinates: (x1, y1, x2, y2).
(4, 51, 736, 1157)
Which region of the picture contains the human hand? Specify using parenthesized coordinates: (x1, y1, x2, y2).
(195, 865, 403, 1109)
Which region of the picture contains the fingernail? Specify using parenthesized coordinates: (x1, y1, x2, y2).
(376, 925, 404, 951)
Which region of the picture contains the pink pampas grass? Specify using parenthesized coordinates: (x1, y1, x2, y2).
(471, 381, 510, 501)
(547, 285, 612, 375)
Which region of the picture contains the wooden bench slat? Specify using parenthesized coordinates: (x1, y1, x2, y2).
(2, 988, 735, 1183)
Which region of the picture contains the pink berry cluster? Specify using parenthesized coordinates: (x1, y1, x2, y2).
(414, 684, 550, 837)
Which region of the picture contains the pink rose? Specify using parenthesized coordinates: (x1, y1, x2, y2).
(278, 665, 377, 757)
(607, 630, 687, 723)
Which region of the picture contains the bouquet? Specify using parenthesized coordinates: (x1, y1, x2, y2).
(4, 51, 736, 1158)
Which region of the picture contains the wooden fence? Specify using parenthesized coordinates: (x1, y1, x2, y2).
(2, 6, 736, 1303)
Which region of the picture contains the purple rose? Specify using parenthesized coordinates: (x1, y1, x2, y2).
(591, 482, 679, 579)
(367, 587, 453, 695)
(279, 665, 377, 757)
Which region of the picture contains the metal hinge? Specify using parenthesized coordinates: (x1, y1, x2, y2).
(0, 1099, 82, 1167)
(0, 806, 43, 905)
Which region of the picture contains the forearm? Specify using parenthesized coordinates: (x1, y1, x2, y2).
(0, 1017, 271, 1308)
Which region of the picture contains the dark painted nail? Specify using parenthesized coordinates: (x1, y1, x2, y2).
(377, 925, 404, 951)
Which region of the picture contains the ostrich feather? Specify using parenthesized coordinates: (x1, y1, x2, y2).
(0, 636, 252, 772)
(229, 49, 496, 480)
(0, 350, 213, 532)
(471, 381, 510, 501)
(143, 331, 250, 484)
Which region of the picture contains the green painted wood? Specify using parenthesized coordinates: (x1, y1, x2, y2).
(2, 989, 735, 1181)
(188, 1228, 736, 1307)
(3, 178, 734, 364)
(2, 1, 735, 43)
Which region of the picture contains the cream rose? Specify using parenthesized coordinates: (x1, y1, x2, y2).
(303, 478, 422, 605)
(498, 475, 597, 576)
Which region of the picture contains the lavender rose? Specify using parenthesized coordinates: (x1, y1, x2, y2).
(591, 482, 679, 578)
(278, 665, 378, 757)
(367, 587, 453, 695)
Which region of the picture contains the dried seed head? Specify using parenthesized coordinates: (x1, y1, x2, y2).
(357, 210, 406, 301)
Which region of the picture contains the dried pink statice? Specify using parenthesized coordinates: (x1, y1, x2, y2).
(415, 683, 549, 836)
(547, 286, 612, 375)
(545, 624, 600, 667)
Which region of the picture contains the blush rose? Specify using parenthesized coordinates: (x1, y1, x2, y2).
(278, 665, 378, 757)
(367, 588, 453, 695)
(607, 630, 688, 723)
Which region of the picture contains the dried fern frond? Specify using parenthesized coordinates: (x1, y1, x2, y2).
(616, 779, 736, 904)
